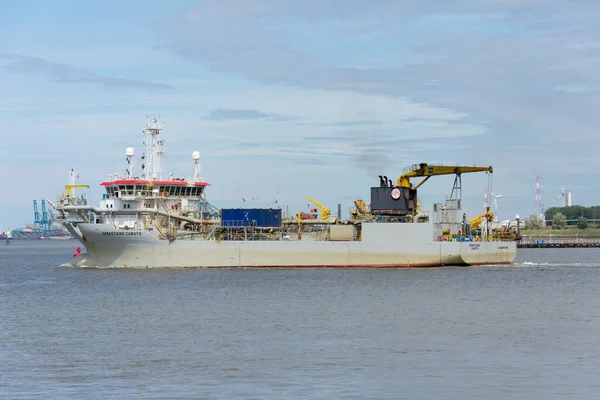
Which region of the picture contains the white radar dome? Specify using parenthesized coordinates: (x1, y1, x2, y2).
(126, 147, 135, 157)
(192, 151, 200, 160)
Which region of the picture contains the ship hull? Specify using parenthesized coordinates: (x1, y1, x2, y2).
(69, 223, 517, 268)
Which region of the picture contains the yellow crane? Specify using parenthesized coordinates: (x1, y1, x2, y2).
(397, 163, 493, 190)
(470, 208, 494, 230)
(350, 199, 371, 220)
(306, 196, 331, 221)
(65, 184, 90, 198)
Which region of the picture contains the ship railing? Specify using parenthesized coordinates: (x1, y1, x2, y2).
(490, 232, 521, 241)
(435, 234, 515, 242)
(519, 237, 600, 245)
(174, 224, 363, 242)
(220, 220, 259, 228)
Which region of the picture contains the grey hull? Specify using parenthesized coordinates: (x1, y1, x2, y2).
(69, 223, 517, 268)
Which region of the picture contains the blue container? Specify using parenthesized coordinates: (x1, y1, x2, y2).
(221, 208, 282, 227)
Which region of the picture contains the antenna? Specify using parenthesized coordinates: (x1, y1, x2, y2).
(68, 169, 80, 198)
(144, 115, 164, 180)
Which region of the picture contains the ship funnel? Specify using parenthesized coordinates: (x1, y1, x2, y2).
(383, 176, 389, 187)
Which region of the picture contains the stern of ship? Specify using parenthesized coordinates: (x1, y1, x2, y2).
(459, 240, 517, 266)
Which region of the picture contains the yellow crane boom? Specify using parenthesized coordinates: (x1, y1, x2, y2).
(306, 196, 331, 221)
(470, 209, 494, 230)
(65, 185, 90, 197)
(397, 163, 493, 189)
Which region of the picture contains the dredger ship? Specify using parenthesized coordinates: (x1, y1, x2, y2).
(50, 116, 519, 268)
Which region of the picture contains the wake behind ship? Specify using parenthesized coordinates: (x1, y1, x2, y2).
(50, 116, 519, 268)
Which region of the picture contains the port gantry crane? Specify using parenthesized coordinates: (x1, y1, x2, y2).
(397, 163, 493, 202)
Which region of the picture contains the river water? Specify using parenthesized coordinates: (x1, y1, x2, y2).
(1, 241, 599, 399)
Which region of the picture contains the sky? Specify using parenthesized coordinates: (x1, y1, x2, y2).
(1, 0, 599, 228)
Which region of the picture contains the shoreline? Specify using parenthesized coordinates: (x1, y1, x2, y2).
(520, 230, 600, 238)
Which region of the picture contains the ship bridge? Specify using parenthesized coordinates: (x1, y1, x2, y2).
(100, 179, 210, 199)
(100, 116, 210, 200)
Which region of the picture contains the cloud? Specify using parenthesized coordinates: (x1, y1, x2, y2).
(553, 84, 597, 94)
(293, 120, 383, 127)
(206, 108, 292, 121)
(237, 141, 264, 148)
(0, 52, 173, 91)
(165, 0, 600, 153)
(5, 0, 600, 224)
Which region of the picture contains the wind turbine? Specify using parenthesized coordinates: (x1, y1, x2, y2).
(263, 188, 280, 208)
(552, 181, 575, 207)
(235, 187, 259, 208)
(491, 192, 506, 222)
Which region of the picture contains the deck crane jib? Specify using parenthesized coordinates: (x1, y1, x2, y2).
(370, 163, 493, 216)
(306, 196, 331, 221)
(398, 163, 493, 198)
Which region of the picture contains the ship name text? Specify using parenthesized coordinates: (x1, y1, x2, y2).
(102, 231, 143, 236)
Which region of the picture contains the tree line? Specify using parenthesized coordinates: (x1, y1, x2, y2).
(522, 205, 599, 230)
(545, 205, 600, 221)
